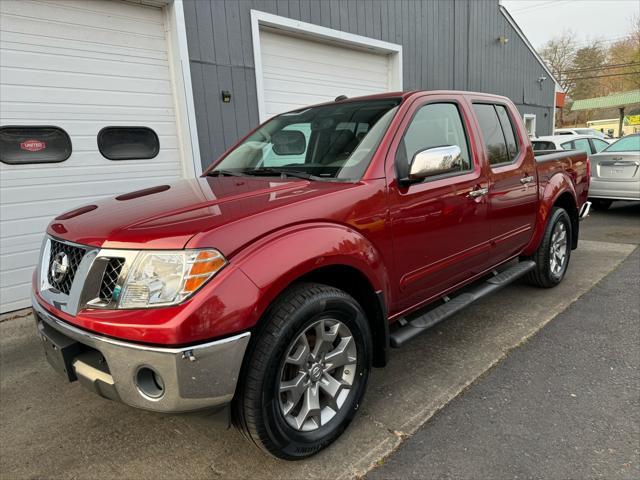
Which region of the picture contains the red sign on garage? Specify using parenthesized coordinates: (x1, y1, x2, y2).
(20, 139, 46, 152)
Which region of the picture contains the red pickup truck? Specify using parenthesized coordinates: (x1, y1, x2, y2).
(33, 90, 590, 459)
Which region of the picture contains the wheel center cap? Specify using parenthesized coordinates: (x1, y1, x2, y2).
(309, 363, 323, 382)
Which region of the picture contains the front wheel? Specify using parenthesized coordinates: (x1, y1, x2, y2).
(524, 207, 572, 288)
(233, 283, 372, 459)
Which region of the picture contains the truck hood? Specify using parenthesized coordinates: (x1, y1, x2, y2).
(47, 176, 366, 253)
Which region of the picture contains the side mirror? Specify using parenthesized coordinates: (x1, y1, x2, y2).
(407, 145, 463, 182)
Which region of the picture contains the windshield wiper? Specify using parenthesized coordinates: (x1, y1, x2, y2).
(242, 167, 315, 180)
(206, 169, 245, 177)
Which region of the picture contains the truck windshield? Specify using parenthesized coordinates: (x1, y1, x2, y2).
(208, 99, 401, 181)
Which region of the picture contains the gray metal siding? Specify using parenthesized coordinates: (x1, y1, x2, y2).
(184, 0, 555, 170)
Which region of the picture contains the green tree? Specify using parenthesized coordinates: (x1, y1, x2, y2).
(570, 43, 607, 100)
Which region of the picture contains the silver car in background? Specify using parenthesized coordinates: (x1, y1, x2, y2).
(588, 134, 640, 210)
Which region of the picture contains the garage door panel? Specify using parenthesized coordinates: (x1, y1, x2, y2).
(0, 0, 184, 312)
(1, 175, 181, 206)
(1, 284, 36, 312)
(0, 32, 168, 63)
(1, 49, 170, 81)
(0, 117, 177, 136)
(263, 78, 384, 100)
(261, 54, 388, 85)
(0, 152, 181, 177)
(259, 30, 393, 119)
(2, 68, 172, 95)
(4, 0, 164, 34)
(2, 249, 41, 273)
(35, 0, 165, 23)
(261, 32, 389, 72)
(1, 232, 44, 251)
(0, 15, 166, 54)
(1, 162, 182, 189)
(1, 196, 110, 222)
(2, 85, 174, 108)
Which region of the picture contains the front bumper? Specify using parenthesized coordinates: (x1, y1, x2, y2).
(32, 295, 250, 413)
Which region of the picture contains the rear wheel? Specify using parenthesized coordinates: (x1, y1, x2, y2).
(233, 283, 372, 459)
(524, 207, 572, 288)
(591, 199, 613, 210)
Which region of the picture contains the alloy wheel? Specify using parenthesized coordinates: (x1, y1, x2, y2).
(278, 318, 357, 432)
(549, 221, 568, 276)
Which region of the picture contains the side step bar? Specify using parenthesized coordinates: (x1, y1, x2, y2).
(389, 260, 536, 348)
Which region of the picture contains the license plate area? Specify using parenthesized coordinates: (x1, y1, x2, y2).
(37, 316, 83, 382)
(597, 162, 639, 180)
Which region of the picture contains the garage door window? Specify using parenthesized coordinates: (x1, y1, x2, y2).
(0, 126, 72, 164)
(98, 127, 159, 160)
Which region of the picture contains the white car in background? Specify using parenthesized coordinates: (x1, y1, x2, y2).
(531, 134, 611, 156)
(554, 127, 612, 140)
(588, 134, 640, 210)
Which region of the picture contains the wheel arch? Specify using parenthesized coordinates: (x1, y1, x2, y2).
(523, 173, 579, 255)
(297, 265, 389, 368)
(235, 223, 391, 368)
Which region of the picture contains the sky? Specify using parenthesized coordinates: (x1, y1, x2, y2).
(501, 0, 639, 49)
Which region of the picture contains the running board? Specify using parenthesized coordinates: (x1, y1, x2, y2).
(389, 260, 536, 348)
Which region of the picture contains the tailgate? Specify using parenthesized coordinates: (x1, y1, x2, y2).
(592, 153, 640, 182)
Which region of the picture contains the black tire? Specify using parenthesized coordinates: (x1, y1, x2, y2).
(233, 282, 372, 459)
(591, 199, 613, 210)
(524, 207, 572, 288)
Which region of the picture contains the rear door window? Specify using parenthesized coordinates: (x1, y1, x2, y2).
(560, 141, 574, 150)
(0, 126, 72, 164)
(495, 105, 519, 161)
(472, 104, 510, 166)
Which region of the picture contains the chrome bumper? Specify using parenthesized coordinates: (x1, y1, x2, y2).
(32, 296, 250, 413)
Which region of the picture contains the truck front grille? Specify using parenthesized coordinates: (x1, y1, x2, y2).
(47, 240, 86, 294)
(99, 258, 125, 302)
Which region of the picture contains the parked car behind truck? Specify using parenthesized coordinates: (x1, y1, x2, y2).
(587, 133, 640, 209)
(33, 90, 590, 459)
(532, 134, 611, 156)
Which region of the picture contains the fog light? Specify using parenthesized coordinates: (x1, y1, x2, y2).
(136, 367, 165, 399)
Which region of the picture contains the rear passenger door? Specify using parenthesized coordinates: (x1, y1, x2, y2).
(471, 102, 538, 263)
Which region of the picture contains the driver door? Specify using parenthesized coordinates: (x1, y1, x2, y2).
(387, 95, 492, 313)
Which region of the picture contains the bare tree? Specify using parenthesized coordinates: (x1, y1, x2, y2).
(540, 32, 576, 126)
(540, 31, 577, 94)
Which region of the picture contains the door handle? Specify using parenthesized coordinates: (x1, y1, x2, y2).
(520, 175, 534, 184)
(468, 187, 488, 198)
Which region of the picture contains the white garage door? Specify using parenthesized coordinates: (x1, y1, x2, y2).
(259, 29, 395, 119)
(0, 0, 185, 313)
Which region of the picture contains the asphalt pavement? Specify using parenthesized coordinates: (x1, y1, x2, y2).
(369, 204, 640, 480)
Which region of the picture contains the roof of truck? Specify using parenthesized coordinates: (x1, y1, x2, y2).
(290, 90, 511, 111)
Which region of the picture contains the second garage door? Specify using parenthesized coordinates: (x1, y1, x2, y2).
(259, 29, 397, 119)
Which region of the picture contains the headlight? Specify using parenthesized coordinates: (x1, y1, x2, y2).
(118, 249, 226, 308)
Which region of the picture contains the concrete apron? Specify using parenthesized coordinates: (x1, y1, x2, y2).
(0, 240, 635, 480)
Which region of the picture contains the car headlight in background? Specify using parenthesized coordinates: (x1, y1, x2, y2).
(118, 249, 226, 308)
